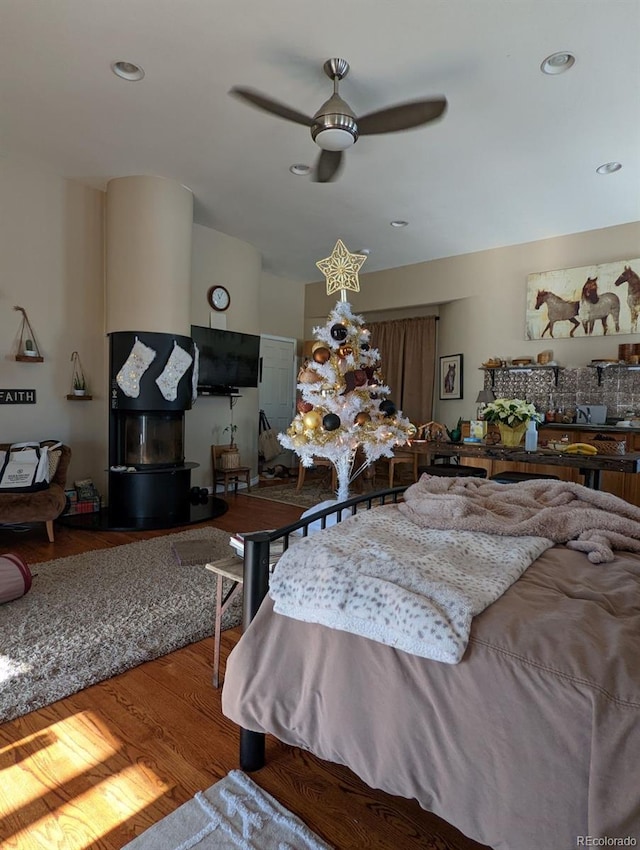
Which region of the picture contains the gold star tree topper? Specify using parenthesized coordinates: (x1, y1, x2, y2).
(316, 239, 368, 300)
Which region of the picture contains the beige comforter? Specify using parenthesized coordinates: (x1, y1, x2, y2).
(398, 475, 640, 562)
(223, 544, 640, 849)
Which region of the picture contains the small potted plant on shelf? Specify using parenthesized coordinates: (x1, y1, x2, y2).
(23, 339, 38, 357)
(73, 374, 87, 396)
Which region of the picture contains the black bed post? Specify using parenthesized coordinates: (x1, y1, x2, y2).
(239, 531, 271, 772)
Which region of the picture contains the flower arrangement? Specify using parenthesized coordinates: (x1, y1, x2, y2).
(482, 398, 542, 426)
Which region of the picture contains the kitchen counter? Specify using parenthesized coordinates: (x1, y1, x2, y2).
(542, 422, 640, 433)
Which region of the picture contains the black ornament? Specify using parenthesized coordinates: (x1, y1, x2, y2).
(323, 413, 341, 431)
(330, 323, 348, 342)
(379, 399, 396, 416)
(360, 342, 370, 352)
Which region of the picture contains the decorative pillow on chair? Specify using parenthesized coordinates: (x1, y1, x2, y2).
(0, 553, 32, 604)
(48, 450, 61, 482)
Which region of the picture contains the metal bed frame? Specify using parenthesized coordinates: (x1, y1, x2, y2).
(238, 485, 409, 771)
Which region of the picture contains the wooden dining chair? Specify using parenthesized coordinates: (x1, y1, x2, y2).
(296, 458, 337, 492)
(376, 449, 419, 489)
(211, 444, 251, 495)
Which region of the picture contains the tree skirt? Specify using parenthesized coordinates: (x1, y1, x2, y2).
(0, 527, 240, 722)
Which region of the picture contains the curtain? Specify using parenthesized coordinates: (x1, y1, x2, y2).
(367, 316, 437, 426)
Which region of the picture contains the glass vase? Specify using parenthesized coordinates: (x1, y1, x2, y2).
(498, 421, 528, 447)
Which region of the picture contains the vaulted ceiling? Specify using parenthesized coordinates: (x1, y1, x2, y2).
(2, 0, 638, 282)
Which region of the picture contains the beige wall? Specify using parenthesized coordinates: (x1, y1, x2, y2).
(259, 270, 305, 349)
(106, 176, 193, 335)
(0, 156, 303, 502)
(187, 224, 263, 488)
(0, 153, 106, 493)
(305, 222, 640, 427)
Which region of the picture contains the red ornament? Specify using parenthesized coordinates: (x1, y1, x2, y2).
(297, 399, 313, 414)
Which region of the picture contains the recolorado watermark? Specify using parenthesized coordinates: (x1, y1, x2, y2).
(576, 838, 637, 847)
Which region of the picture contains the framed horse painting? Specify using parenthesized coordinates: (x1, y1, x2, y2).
(525, 258, 640, 340)
(439, 353, 463, 400)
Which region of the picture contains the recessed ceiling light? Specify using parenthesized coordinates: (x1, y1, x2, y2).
(111, 60, 145, 81)
(289, 164, 311, 176)
(596, 161, 622, 175)
(540, 52, 575, 75)
(357, 248, 371, 255)
(390, 220, 408, 228)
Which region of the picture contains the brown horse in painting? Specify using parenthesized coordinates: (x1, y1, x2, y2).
(579, 277, 621, 335)
(614, 265, 640, 331)
(535, 289, 580, 338)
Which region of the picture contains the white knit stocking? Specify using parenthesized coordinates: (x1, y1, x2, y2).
(116, 337, 157, 398)
(155, 341, 193, 401)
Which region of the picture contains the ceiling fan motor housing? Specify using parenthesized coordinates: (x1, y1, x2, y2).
(311, 93, 358, 151)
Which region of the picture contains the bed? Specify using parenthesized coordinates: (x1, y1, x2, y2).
(221, 480, 640, 850)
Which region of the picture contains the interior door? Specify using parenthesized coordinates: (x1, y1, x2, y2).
(259, 335, 296, 465)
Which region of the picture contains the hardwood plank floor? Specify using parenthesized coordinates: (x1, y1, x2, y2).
(0, 488, 489, 850)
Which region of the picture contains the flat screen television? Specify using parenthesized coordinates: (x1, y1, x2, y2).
(190, 325, 260, 394)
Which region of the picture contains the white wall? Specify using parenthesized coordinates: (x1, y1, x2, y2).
(0, 153, 106, 493)
(305, 222, 640, 428)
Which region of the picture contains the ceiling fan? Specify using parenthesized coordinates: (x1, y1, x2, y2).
(229, 58, 447, 183)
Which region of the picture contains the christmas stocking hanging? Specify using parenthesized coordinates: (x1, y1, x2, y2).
(191, 343, 200, 405)
(156, 341, 193, 401)
(116, 337, 157, 398)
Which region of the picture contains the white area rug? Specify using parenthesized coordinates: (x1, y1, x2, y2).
(123, 770, 333, 850)
(0, 527, 240, 722)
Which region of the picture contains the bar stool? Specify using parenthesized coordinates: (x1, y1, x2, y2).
(418, 464, 487, 478)
(490, 471, 559, 484)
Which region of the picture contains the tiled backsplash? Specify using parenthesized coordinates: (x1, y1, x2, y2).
(483, 366, 640, 421)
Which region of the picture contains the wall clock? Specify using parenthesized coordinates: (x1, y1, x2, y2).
(207, 285, 230, 312)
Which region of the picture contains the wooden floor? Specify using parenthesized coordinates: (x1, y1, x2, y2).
(0, 487, 489, 850)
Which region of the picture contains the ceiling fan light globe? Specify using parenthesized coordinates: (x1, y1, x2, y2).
(313, 127, 357, 151)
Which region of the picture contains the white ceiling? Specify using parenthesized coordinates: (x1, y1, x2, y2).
(1, 0, 639, 283)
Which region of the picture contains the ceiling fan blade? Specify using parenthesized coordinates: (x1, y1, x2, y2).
(229, 87, 314, 127)
(313, 149, 344, 183)
(357, 97, 447, 135)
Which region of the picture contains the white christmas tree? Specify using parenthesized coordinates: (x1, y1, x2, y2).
(278, 240, 414, 502)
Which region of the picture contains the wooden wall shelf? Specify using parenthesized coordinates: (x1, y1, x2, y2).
(66, 394, 93, 401)
(15, 354, 44, 363)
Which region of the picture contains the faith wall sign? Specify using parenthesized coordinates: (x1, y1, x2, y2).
(0, 389, 37, 404)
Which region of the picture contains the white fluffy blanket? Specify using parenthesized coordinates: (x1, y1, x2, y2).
(269, 506, 552, 664)
(398, 476, 640, 564)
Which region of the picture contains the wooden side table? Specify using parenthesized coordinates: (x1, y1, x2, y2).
(205, 555, 244, 688)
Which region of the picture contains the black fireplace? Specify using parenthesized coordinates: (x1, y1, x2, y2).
(117, 411, 185, 468)
(108, 330, 199, 529)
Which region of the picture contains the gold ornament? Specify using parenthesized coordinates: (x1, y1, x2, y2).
(298, 367, 322, 384)
(315, 239, 368, 300)
(302, 410, 322, 429)
(338, 344, 353, 358)
(312, 346, 331, 364)
(354, 412, 371, 425)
